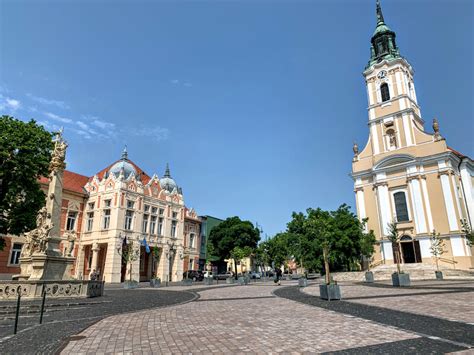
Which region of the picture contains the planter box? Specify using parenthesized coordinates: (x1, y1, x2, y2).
(319, 284, 341, 301)
(365, 271, 374, 283)
(226, 277, 235, 284)
(123, 280, 139, 289)
(204, 277, 213, 285)
(238, 277, 249, 285)
(149, 279, 161, 288)
(181, 279, 193, 286)
(435, 271, 443, 280)
(391, 272, 411, 287)
(298, 278, 308, 287)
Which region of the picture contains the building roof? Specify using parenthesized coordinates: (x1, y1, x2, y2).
(39, 170, 89, 195)
(93, 159, 151, 185)
(448, 147, 472, 161)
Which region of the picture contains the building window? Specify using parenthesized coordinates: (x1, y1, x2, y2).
(103, 209, 111, 229)
(142, 214, 149, 233)
(124, 210, 134, 230)
(381, 83, 390, 102)
(104, 199, 111, 208)
(9, 243, 22, 265)
(151, 206, 157, 214)
(88, 202, 95, 210)
(127, 200, 134, 209)
(189, 259, 193, 270)
(87, 212, 94, 232)
(171, 220, 177, 238)
(394, 191, 409, 222)
(189, 233, 195, 248)
(150, 216, 157, 234)
(66, 212, 77, 231)
(159, 208, 164, 215)
(158, 217, 164, 235)
(144, 204, 150, 212)
(172, 211, 178, 219)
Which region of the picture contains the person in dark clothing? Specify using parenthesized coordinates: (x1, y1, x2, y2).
(274, 268, 282, 285)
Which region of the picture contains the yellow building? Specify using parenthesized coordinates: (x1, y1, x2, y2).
(351, 1, 473, 270)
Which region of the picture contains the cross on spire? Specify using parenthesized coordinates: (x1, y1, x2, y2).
(376, 0, 385, 25)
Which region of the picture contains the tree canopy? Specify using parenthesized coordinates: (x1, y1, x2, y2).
(207, 216, 260, 261)
(0, 116, 53, 245)
(264, 204, 369, 273)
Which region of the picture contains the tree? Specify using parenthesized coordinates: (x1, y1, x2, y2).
(118, 239, 140, 282)
(387, 221, 402, 274)
(360, 220, 377, 271)
(229, 246, 253, 277)
(461, 219, 474, 247)
(429, 229, 446, 271)
(0, 116, 54, 248)
(208, 216, 260, 277)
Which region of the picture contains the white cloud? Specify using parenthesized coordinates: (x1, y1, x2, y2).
(183, 82, 192, 87)
(0, 94, 21, 112)
(130, 126, 169, 141)
(27, 93, 69, 109)
(76, 121, 89, 130)
(170, 79, 179, 85)
(44, 111, 72, 124)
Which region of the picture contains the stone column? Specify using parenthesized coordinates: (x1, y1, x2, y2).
(91, 243, 100, 272)
(75, 245, 85, 280)
(103, 239, 122, 283)
(373, 181, 391, 236)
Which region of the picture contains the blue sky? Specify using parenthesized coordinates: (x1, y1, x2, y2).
(1, 0, 472, 238)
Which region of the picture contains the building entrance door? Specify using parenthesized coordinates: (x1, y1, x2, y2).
(400, 236, 422, 263)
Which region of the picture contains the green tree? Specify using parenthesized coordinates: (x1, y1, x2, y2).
(208, 216, 260, 277)
(429, 229, 446, 271)
(387, 221, 402, 274)
(461, 219, 474, 247)
(0, 116, 54, 249)
(229, 246, 253, 277)
(360, 220, 377, 271)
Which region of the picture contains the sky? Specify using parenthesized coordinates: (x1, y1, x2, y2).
(1, 0, 473, 238)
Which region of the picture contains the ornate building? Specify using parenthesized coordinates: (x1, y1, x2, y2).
(352, 1, 474, 270)
(0, 148, 200, 283)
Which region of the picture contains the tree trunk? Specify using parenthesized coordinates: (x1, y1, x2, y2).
(323, 247, 330, 285)
(395, 243, 401, 274)
(234, 260, 238, 280)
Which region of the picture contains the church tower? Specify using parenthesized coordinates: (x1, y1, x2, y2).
(351, 1, 474, 270)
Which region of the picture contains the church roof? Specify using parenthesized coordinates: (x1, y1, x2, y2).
(448, 147, 472, 161)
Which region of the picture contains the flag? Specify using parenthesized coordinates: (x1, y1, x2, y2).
(142, 237, 150, 254)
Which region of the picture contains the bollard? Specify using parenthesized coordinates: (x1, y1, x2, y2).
(39, 286, 47, 324)
(14, 286, 21, 335)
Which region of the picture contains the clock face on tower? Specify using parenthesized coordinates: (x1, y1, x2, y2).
(377, 70, 387, 79)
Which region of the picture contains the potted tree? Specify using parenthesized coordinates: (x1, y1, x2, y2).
(231, 246, 252, 285)
(387, 221, 410, 287)
(360, 222, 376, 283)
(119, 239, 140, 289)
(430, 230, 446, 280)
(150, 246, 161, 287)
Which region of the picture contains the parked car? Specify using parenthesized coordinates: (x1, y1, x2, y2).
(249, 271, 261, 279)
(182, 270, 204, 281)
(215, 272, 233, 280)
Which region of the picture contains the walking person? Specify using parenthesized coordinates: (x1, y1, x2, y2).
(276, 268, 282, 285)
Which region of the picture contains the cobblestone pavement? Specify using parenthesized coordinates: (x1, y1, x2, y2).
(302, 280, 474, 324)
(61, 281, 433, 354)
(0, 287, 197, 354)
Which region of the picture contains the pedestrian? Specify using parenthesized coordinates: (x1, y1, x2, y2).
(89, 268, 98, 281)
(276, 268, 282, 285)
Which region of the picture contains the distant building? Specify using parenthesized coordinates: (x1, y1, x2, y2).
(351, 1, 473, 270)
(198, 215, 223, 270)
(0, 148, 202, 283)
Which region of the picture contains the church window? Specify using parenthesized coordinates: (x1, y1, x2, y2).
(381, 83, 390, 102)
(66, 212, 77, 231)
(394, 192, 409, 222)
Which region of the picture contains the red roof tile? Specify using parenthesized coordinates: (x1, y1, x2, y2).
(448, 146, 472, 160)
(39, 170, 89, 195)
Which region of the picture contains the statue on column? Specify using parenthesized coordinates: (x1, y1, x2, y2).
(63, 230, 77, 257)
(432, 118, 442, 141)
(352, 141, 359, 161)
(49, 128, 68, 174)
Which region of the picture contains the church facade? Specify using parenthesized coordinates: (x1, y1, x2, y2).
(352, 1, 474, 270)
(0, 148, 201, 283)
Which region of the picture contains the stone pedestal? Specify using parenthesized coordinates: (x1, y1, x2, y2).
(17, 254, 75, 281)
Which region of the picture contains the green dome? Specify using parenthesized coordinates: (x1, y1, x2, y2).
(373, 22, 392, 37)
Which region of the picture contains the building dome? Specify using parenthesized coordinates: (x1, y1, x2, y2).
(108, 146, 137, 179)
(160, 163, 178, 193)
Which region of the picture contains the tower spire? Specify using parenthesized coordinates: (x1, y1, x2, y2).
(121, 145, 128, 160)
(164, 163, 171, 178)
(376, 0, 385, 25)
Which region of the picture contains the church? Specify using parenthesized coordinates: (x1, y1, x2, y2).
(352, 1, 474, 270)
(0, 148, 201, 283)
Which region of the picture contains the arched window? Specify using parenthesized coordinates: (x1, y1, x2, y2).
(381, 83, 390, 102)
(393, 191, 409, 222)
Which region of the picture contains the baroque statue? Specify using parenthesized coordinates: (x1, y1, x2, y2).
(21, 207, 53, 257)
(432, 118, 442, 140)
(49, 128, 68, 173)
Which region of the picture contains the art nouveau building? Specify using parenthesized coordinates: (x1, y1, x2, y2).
(352, 1, 474, 270)
(0, 148, 201, 283)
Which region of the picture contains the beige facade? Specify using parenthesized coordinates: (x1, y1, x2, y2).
(352, 9, 473, 271)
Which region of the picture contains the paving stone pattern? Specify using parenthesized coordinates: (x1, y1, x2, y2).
(62, 283, 420, 354)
